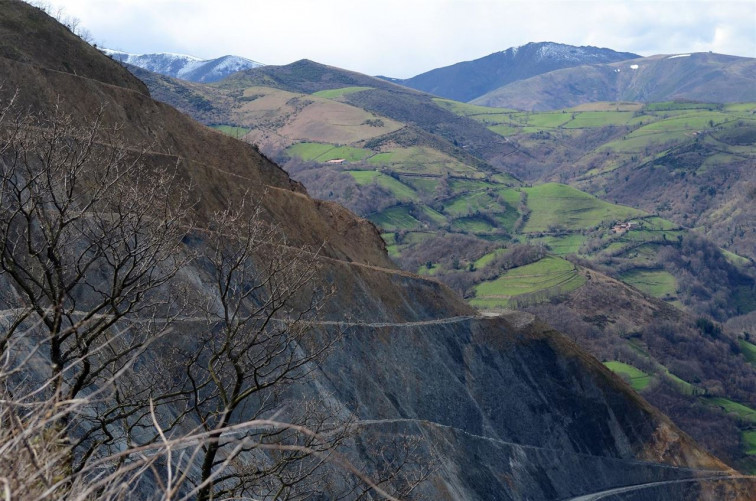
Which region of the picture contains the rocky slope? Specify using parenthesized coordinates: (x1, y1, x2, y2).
(0, 1, 752, 498)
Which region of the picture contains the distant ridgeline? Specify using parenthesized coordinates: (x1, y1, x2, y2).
(102, 48, 263, 83)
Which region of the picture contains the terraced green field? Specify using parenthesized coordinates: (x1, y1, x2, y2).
(451, 216, 496, 233)
(400, 176, 439, 195)
(211, 125, 251, 137)
(523, 183, 642, 232)
(562, 111, 636, 128)
(445, 191, 510, 217)
(744, 431, 756, 455)
(420, 206, 448, 225)
(369, 206, 420, 231)
(368, 147, 479, 176)
(286, 142, 372, 162)
(619, 269, 677, 298)
(603, 361, 652, 391)
(312, 86, 373, 99)
(664, 370, 702, 396)
(740, 340, 756, 366)
(526, 234, 587, 255)
(431, 98, 515, 117)
(521, 112, 572, 128)
(473, 249, 504, 269)
(348, 171, 419, 201)
(723, 102, 756, 112)
(471, 256, 586, 308)
(487, 124, 526, 136)
(706, 397, 756, 423)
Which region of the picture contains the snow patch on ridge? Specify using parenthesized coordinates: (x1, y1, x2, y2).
(101, 48, 264, 82)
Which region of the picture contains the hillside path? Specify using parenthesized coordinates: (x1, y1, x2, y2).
(0, 307, 478, 329)
(566, 475, 753, 500)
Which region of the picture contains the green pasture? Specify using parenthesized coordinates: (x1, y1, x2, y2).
(492, 173, 520, 185)
(706, 397, 756, 423)
(645, 102, 723, 111)
(615, 244, 660, 267)
(420, 206, 448, 225)
(445, 191, 509, 217)
(431, 98, 515, 117)
(312, 86, 373, 99)
(211, 125, 251, 137)
(563, 111, 636, 128)
(740, 340, 756, 366)
(471, 256, 586, 307)
(664, 370, 702, 396)
(448, 178, 497, 193)
(598, 131, 687, 154)
(451, 216, 496, 233)
(641, 217, 681, 231)
(496, 188, 522, 207)
(722, 249, 752, 268)
(524, 112, 572, 128)
(723, 102, 756, 112)
(347, 170, 419, 201)
(369, 206, 421, 231)
(286, 142, 372, 162)
(527, 234, 587, 256)
(417, 263, 443, 276)
(473, 249, 505, 269)
(380, 232, 396, 245)
(630, 112, 730, 135)
(368, 147, 477, 176)
(603, 361, 652, 391)
(400, 176, 439, 195)
(619, 269, 677, 298)
(487, 124, 528, 136)
(491, 206, 520, 232)
(522, 183, 643, 232)
(476, 113, 521, 125)
(385, 244, 400, 258)
(744, 431, 756, 455)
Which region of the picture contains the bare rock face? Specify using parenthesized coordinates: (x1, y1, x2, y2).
(0, 1, 753, 499)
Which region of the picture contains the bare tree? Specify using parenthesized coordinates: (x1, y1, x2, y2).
(0, 92, 429, 500)
(170, 204, 348, 500)
(0, 92, 191, 477)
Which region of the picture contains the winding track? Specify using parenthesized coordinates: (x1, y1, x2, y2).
(0, 307, 479, 329)
(3, 305, 746, 497)
(566, 474, 754, 500)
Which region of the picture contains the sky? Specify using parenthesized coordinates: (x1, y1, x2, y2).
(40, 0, 756, 79)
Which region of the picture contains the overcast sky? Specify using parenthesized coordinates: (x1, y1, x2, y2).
(42, 0, 756, 78)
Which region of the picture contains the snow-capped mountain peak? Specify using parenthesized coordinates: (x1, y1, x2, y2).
(102, 49, 264, 83)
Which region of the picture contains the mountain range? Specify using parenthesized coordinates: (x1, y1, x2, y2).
(114, 41, 756, 112)
(394, 42, 641, 102)
(472, 52, 756, 110)
(102, 48, 263, 83)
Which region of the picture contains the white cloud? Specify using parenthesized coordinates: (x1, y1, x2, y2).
(42, 0, 756, 78)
